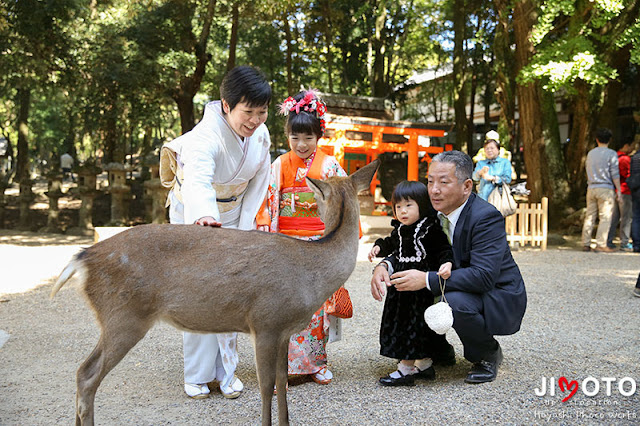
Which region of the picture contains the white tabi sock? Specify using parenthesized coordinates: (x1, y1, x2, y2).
(415, 358, 433, 371)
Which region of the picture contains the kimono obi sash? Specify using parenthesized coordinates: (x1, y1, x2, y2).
(212, 181, 249, 213)
(278, 186, 324, 237)
(159, 145, 248, 212)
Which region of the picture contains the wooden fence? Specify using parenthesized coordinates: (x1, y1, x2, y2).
(505, 197, 548, 250)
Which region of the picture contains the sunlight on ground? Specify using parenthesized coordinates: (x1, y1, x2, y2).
(0, 244, 87, 296)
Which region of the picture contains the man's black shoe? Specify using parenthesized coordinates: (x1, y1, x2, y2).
(464, 347, 503, 384)
(379, 371, 416, 386)
(432, 345, 456, 366)
(414, 366, 436, 381)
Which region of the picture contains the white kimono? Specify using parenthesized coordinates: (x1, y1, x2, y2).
(163, 101, 271, 388)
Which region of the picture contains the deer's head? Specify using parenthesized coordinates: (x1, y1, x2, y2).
(306, 159, 380, 230)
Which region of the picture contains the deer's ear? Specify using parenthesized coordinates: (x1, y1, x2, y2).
(350, 159, 380, 192)
(306, 177, 330, 202)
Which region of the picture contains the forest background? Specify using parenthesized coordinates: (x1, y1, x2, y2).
(2, 0, 640, 226)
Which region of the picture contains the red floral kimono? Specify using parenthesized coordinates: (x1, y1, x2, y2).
(268, 149, 347, 375)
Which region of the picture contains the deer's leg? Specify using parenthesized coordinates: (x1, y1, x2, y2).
(75, 318, 150, 426)
(254, 334, 278, 426)
(275, 337, 290, 426)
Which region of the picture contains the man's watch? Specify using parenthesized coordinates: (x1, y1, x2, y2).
(373, 260, 390, 274)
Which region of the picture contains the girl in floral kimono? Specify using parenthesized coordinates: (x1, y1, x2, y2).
(267, 90, 347, 385)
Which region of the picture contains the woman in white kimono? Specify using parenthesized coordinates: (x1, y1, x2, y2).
(160, 66, 272, 400)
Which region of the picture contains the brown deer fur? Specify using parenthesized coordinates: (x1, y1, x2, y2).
(50, 159, 379, 426)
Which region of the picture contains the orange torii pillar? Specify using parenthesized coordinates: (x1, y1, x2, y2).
(370, 152, 379, 195)
(407, 133, 419, 181)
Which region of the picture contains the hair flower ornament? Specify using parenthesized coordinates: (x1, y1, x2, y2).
(277, 89, 327, 135)
(278, 97, 297, 116)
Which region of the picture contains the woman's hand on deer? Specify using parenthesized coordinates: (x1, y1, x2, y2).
(195, 216, 222, 227)
(371, 264, 391, 301)
(391, 269, 428, 292)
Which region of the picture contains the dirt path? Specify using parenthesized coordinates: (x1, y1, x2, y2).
(1, 229, 639, 425)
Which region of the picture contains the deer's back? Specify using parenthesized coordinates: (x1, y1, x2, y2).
(78, 224, 349, 334)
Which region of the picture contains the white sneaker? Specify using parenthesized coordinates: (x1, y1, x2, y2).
(220, 376, 243, 399)
(184, 383, 210, 399)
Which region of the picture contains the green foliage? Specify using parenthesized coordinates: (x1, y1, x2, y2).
(520, 0, 638, 93)
(2, 0, 639, 179)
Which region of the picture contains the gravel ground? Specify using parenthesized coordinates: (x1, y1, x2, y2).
(0, 227, 639, 425)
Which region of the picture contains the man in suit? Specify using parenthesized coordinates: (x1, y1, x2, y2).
(371, 150, 527, 384)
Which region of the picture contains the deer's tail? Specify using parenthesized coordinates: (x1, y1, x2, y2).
(50, 253, 86, 299)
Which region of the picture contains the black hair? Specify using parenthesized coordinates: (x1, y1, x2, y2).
(431, 150, 474, 182)
(284, 91, 323, 139)
(484, 139, 500, 149)
(595, 127, 612, 144)
(220, 66, 272, 112)
(391, 181, 434, 220)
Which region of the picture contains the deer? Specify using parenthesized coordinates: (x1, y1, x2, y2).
(50, 159, 380, 426)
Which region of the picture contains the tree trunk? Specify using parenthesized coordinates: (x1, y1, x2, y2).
(541, 89, 570, 218)
(321, 0, 334, 93)
(176, 92, 196, 135)
(16, 87, 33, 230)
(513, 0, 570, 219)
(16, 88, 30, 183)
(566, 80, 597, 201)
(226, 2, 239, 72)
(493, 0, 516, 151)
(514, 0, 546, 201)
(371, 1, 387, 96)
(283, 12, 294, 95)
(452, 0, 468, 152)
(101, 91, 122, 164)
(468, 58, 477, 144)
(598, 45, 630, 132)
(172, 0, 216, 134)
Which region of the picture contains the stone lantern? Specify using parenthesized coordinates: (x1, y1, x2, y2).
(142, 153, 169, 224)
(40, 171, 64, 233)
(104, 162, 131, 226)
(67, 162, 102, 236)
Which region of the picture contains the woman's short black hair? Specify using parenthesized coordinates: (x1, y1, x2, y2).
(391, 180, 434, 220)
(284, 91, 323, 139)
(220, 66, 272, 112)
(483, 139, 500, 149)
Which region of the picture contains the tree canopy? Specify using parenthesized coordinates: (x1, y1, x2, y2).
(1, 0, 640, 220)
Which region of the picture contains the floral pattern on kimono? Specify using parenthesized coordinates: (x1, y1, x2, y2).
(268, 149, 347, 375)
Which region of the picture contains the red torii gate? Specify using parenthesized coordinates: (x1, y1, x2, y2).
(318, 115, 452, 194)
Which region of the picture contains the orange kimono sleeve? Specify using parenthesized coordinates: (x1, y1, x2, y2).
(255, 197, 270, 229)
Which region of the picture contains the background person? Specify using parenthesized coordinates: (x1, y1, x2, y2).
(371, 150, 526, 384)
(607, 137, 634, 250)
(160, 65, 272, 400)
(60, 152, 74, 182)
(472, 131, 513, 201)
(629, 145, 640, 253)
(582, 128, 621, 252)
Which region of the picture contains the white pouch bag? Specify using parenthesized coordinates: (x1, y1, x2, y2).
(424, 277, 453, 335)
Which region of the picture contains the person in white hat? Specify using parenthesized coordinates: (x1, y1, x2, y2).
(472, 131, 513, 201)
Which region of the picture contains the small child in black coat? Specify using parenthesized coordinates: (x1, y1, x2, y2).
(368, 181, 453, 386)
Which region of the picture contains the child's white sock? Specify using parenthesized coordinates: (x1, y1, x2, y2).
(390, 362, 417, 378)
(415, 358, 433, 371)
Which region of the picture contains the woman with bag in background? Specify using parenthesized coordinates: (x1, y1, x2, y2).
(472, 131, 513, 202)
(267, 90, 351, 386)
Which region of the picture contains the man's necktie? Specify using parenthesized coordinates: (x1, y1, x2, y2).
(440, 215, 452, 245)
